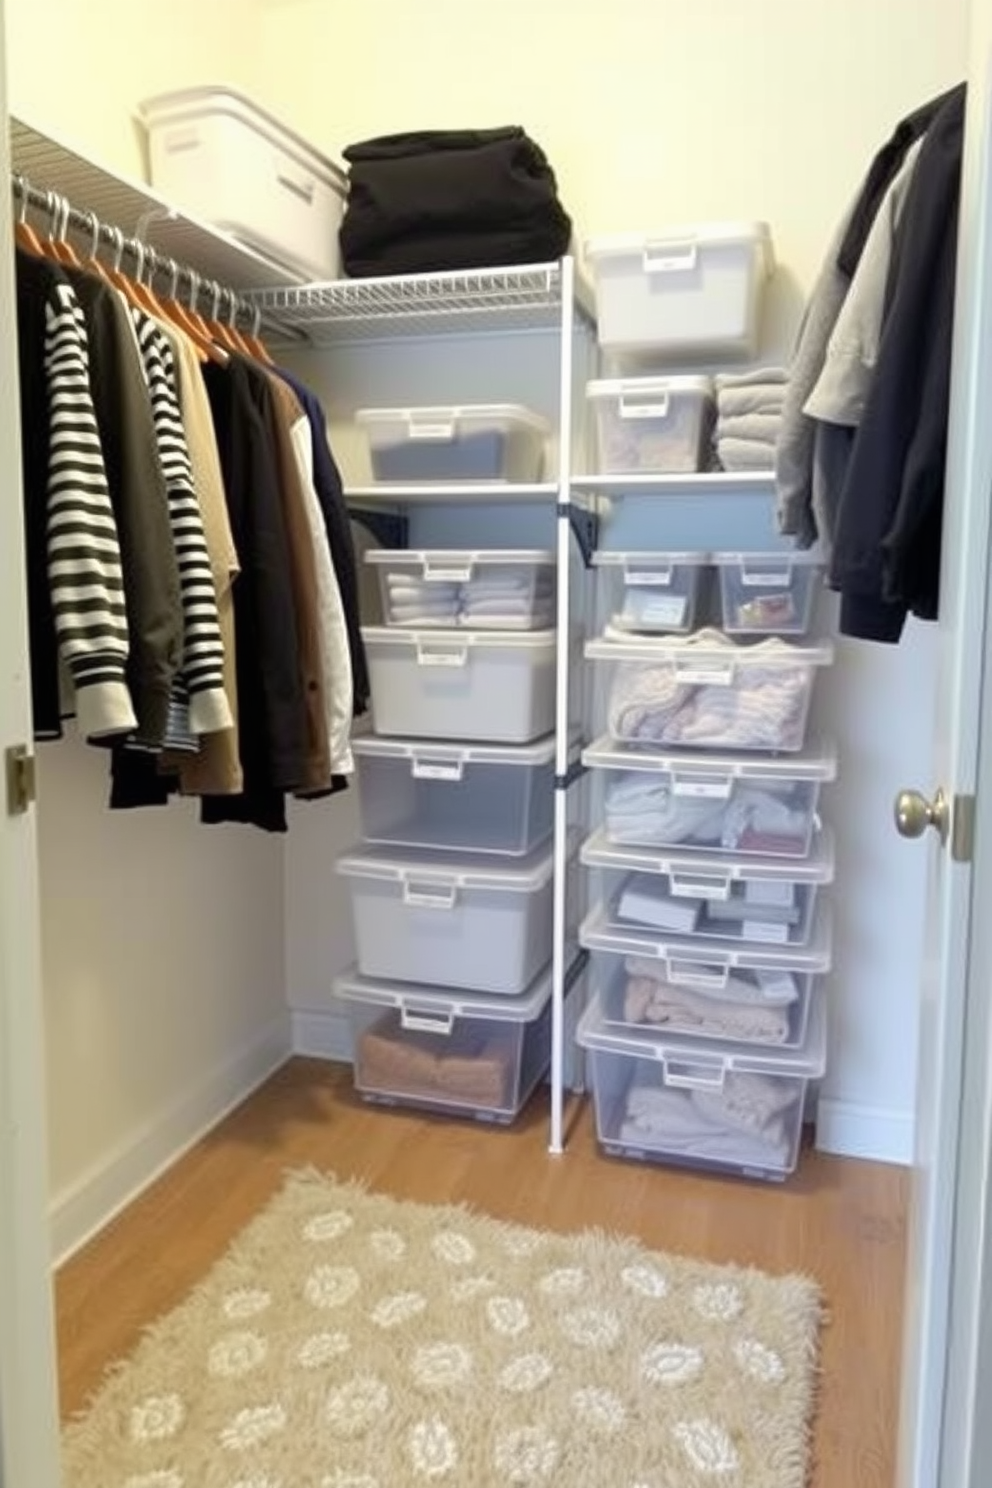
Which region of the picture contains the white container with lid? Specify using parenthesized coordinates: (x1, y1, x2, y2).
(586, 222, 774, 362)
(366, 549, 556, 630)
(587, 375, 714, 474)
(139, 86, 347, 281)
(356, 404, 550, 484)
(593, 551, 709, 636)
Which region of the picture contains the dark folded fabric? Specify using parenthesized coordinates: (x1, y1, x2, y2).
(340, 127, 572, 276)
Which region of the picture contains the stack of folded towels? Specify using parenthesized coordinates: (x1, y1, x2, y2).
(618, 954, 799, 1045)
(714, 368, 787, 472)
(384, 565, 555, 629)
(620, 1062, 800, 1168)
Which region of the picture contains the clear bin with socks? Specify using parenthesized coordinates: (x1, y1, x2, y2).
(593, 552, 708, 636)
(715, 553, 824, 638)
(366, 549, 556, 630)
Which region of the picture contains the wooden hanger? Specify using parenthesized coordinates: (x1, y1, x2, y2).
(242, 301, 275, 367)
(13, 176, 45, 256)
(158, 262, 226, 366)
(49, 194, 82, 269)
(81, 210, 113, 284)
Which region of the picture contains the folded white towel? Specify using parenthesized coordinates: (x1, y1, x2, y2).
(717, 437, 778, 472)
(717, 412, 783, 443)
(622, 974, 792, 1044)
(717, 386, 787, 419)
(715, 367, 788, 390)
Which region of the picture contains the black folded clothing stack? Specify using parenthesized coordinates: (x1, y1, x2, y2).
(339, 127, 573, 277)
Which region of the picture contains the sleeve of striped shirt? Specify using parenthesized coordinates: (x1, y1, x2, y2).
(44, 282, 137, 740)
(132, 312, 233, 737)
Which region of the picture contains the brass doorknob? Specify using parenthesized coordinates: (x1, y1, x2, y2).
(894, 787, 949, 843)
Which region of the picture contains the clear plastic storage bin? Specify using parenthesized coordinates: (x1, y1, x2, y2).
(335, 964, 555, 1123)
(352, 735, 555, 857)
(356, 404, 550, 484)
(366, 549, 556, 630)
(586, 223, 774, 362)
(581, 736, 836, 860)
(139, 87, 347, 281)
(337, 841, 555, 995)
(586, 376, 714, 473)
(586, 632, 833, 754)
(593, 552, 708, 636)
(580, 826, 834, 948)
(577, 990, 826, 1181)
(716, 553, 824, 637)
(363, 627, 557, 743)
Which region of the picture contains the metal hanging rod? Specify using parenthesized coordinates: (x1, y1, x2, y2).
(11, 172, 265, 334)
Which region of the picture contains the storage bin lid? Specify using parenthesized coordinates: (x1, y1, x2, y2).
(336, 839, 555, 893)
(585, 221, 773, 269)
(361, 626, 557, 652)
(355, 404, 551, 435)
(711, 550, 824, 571)
(333, 961, 553, 1023)
(576, 984, 826, 1078)
(585, 633, 834, 668)
(352, 734, 556, 767)
(366, 548, 555, 577)
(579, 899, 833, 973)
(582, 733, 837, 782)
(580, 825, 835, 884)
(586, 375, 714, 400)
(592, 550, 708, 570)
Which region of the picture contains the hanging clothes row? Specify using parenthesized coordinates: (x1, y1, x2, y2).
(775, 81, 966, 643)
(13, 177, 368, 833)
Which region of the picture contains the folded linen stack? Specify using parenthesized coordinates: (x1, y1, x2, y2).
(619, 1064, 800, 1167)
(385, 567, 555, 628)
(603, 774, 811, 854)
(613, 870, 803, 943)
(358, 1012, 512, 1108)
(620, 953, 798, 1046)
(386, 574, 461, 626)
(714, 368, 787, 472)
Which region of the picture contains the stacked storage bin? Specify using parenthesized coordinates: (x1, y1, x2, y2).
(334, 404, 564, 1124)
(576, 223, 835, 1181)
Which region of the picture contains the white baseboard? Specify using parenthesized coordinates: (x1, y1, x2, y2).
(50, 1014, 293, 1267)
(292, 1008, 352, 1063)
(816, 1097, 915, 1166)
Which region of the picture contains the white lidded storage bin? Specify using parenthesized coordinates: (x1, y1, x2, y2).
(577, 989, 826, 1181)
(363, 626, 556, 743)
(587, 376, 714, 474)
(139, 86, 346, 281)
(594, 551, 708, 636)
(337, 841, 555, 994)
(716, 553, 824, 637)
(581, 826, 834, 948)
(335, 963, 554, 1123)
(356, 404, 550, 484)
(586, 222, 774, 362)
(352, 734, 555, 857)
(587, 631, 833, 754)
(581, 736, 836, 860)
(367, 549, 556, 630)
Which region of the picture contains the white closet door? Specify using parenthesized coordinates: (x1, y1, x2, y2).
(0, 8, 62, 1482)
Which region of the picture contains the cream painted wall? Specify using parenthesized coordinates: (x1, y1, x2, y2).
(265, 0, 968, 1161)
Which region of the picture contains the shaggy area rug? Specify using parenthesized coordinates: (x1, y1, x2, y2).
(63, 1171, 821, 1488)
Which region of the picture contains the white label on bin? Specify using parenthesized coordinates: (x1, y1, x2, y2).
(407, 419, 455, 441)
(416, 644, 469, 668)
(675, 662, 735, 686)
(741, 920, 791, 945)
(625, 567, 674, 587)
(412, 759, 465, 782)
(741, 565, 793, 587)
(643, 241, 699, 274)
(669, 872, 731, 901)
(671, 775, 734, 800)
(757, 969, 799, 1002)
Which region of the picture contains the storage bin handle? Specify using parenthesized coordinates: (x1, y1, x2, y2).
(668, 871, 732, 902)
(739, 559, 794, 586)
(400, 1005, 456, 1035)
(618, 393, 671, 421)
(407, 414, 456, 441)
(624, 561, 674, 587)
(674, 660, 736, 687)
(402, 880, 458, 910)
(415, 640, 469, 668)
(643, 239, 699, 274)
(670, 771, 734, 800)
(665, 957, 730, 991)
(411, 755, 465, 782)
(662, 1058, 728, 1091)
(275, 164, 316, 204)
(423, 557, 473, 583)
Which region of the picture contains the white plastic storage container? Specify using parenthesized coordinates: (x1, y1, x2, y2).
(593, 551, 708, 636)
(716, 553, 824, 637)
(586, 222, 774, 362)
(587, 632, 833, 754)
(335, 964, 555, 1123)
(366, 549, 556, 630)
(139, 87, 347, 281)
(337, 841, 555, 995)
(580, 826, 834, 948)
(356, 405, 550, 484)
(352, 735, 555, 857)
(587, 376, 714, 474)
(362, 626, 557, 743)
(581, 736, 836, 860)
(577, 990, 826, 1181)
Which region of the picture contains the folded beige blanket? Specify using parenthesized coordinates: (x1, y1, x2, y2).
(358, 1014, 511, 1109)
(623, 975, 790, 1044)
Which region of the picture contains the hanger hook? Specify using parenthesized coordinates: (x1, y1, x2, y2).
(190, 271, 201, 313)
(226, 288, 239, 329)
(14, 174, 28, 224)
(61, 195, 73, 243)
(112, 227, 125, 274)
(167, 257, 180, 300)
(252, 303, 262, 339)
(85, 210, 100, 262)
(134, 239, 146, 283)
(45, 190, 58, 239)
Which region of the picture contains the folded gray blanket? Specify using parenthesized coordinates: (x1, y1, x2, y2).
(717, 437, 776, 472)
(717, 386, 787, 419)
(717, 412, 783, 443)
(715, 367, 788, 389)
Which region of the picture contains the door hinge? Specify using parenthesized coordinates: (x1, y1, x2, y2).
(952, 792, 976, 864)
(5, 744, 37, 816)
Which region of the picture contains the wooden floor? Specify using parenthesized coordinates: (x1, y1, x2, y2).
(56, 1058, 909, 1486)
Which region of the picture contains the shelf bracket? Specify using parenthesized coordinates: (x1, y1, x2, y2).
(560, 502, 599, 567)
(564, 948, 589, 996)
(348, 508, 409, 549)
(555, 757, 587, 790)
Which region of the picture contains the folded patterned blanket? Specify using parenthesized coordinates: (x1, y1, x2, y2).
(624, 956, 799, 1006)
(622, 975, 791, 1044)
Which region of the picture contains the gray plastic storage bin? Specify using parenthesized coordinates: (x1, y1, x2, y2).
(363, 626, 557, 743)
(593, 551, 707, 635)
(335, 964, 554, 1123)
(337, 841, 555, 994)
(352, 735, 555, 857)
(587, 376, 714, 474)
(356, 404, 550, 484)
(716, 553, 824, 637)
(580, 826, 834, 947)
(577, 990, 826, 1181)
(367, 548, 556, 630)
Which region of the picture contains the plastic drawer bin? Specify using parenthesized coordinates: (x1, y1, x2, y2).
(579, 897, 832, 1052)
(593, 552, 708, 636)
(356, 404, 550, 484)
(580, 826, 834, 948)
(586, 633, 834, 754)
(586, 222, 774, 362)
(352, 735, 555, 857)
(577, 990, 826, 1181)
(366, 549, 556, 630)
(362, 627, 557, 743)
(337, 841, 555, 994)
(716, 553, 824, 638)
(139, 87, 347, 281)
(581, 736, 836, 860)
(334, 964, 555, 1123)
(587, 376, 714, 474)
